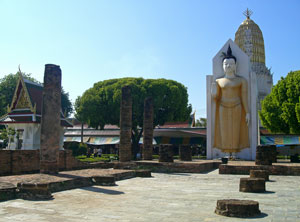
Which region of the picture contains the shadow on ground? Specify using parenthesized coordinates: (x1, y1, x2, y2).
(80, 186, 124, 195)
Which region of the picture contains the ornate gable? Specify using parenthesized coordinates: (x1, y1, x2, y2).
(9, 74, 34, 113)
(15, 88, 31, 109)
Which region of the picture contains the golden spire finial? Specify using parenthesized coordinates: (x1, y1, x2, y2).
(18, 64, 22, 76)
(243, 8, 253, 19)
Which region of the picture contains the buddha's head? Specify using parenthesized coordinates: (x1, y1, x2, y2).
(223, 58, 236, 75)
(222, 45, 237, 76)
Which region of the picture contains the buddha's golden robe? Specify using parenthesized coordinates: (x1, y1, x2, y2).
(213, 76, 249, 153)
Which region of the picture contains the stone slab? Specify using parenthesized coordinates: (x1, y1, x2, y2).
(215, 199, 261, 217)
(135, 169, 152, 177)
(0, 182, 16, 201)
(239, 177, 266, 193)
(250, 169, 269, 181)
(1, 170, 300, 221)
(219, 161, 300, 175)
(0, 169, 135, 201)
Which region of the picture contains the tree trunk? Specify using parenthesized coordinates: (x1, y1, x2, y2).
(81, 122, 84, 143)
(131, 128, 143, 160)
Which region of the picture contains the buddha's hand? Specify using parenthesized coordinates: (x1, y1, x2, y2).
(211, 82, 217, 97)
(246, 113, 250, 126)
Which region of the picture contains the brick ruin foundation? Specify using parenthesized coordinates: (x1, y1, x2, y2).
(0, 150, 86, 176)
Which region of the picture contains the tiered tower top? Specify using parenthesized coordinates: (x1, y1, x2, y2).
(234, 9, 266, 64)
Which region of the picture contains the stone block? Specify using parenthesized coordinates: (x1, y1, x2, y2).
(239, 178, 265, 193)
(256, 145, 276, 165)
(135, 169, 152, 177)
(0, 182, 16, 201)
(17, 182, 53, 200)
(159, 145, 173, 162)
(91, 176, 116, 186)
(215, 199, 261, 217)
(179, 145, 192, 161)
(250, 169, 269, 181)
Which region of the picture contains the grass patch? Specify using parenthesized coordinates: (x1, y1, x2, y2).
(76, 154, 118, 162)
(152, 155, 206, 160)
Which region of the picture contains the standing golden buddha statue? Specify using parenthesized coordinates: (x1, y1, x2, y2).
(212, 45, 250, 153)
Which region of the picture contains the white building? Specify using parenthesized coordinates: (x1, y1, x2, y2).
(0, 74, 72, 150)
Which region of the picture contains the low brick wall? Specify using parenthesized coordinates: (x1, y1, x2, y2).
(0, 150, 87, 176)
(114, 161, 221, 173)
(219, 164, 300, 176)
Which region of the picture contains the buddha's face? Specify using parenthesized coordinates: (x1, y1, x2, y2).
(223, 58, 236, 75)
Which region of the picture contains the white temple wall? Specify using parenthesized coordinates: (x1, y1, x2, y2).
(4, 123, 65, 150)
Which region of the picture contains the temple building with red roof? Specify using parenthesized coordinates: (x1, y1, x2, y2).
(0, 74, 72, 150)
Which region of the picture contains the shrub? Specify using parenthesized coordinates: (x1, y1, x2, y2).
(64, 142, 88, 156)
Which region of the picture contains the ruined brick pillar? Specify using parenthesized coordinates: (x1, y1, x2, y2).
(142, 97, 153, 160)
(159, 145, 173, 162)
(119, 86, 132, 162)
(40, 64, 61, 174)
(255, 145, 276, 165)
(179, 145, 192, 161)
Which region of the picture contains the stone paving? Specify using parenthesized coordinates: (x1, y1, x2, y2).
(0, 169, 133, 187)
(0, 169, 299, 222)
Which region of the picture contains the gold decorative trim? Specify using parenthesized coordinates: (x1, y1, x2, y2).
(10, 72, 34, 111)
(20, 73, 34, 111)
(33, 103, 37, 114)
(234, 12, 266, 65)
(217, 147, 249, 153)
(9, 73, 22, 110)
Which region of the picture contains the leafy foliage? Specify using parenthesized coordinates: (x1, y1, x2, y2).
(75, 77, 192, 158)
(259, 70, 300, 134)
(195, 118, 207, 127)
(64, 142, 88, 156)
(0, 73, 73, 117)
(75, 77, 192, 129)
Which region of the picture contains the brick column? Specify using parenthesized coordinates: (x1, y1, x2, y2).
(119, 86, 132, 162)
(255, 145, 276, 165)
(179, 145, 192, 161)
(40, 64, 61, 174)
(142, 97, 153, 160)
(159, 145, 173, 162)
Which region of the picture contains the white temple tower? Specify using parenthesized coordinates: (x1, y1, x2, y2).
(234, 9, 273, 109)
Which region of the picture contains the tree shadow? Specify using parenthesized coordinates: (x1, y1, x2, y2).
(80, 186, 124, 195)
(166, 173, 191, 176)
(51, 173, 83, 179)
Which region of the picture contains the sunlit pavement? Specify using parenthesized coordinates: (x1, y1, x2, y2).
(0, 169, 299, 222)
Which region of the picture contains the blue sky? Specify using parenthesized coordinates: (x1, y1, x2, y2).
(0, 0, 299, 119)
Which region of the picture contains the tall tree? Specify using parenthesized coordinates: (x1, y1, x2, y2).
(259, 70, 300, 134)
(0, 73, 73, 117)
(75, 77, 192, 158)
(195, 117, 207, 127)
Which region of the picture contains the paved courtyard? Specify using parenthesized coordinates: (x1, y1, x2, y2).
(0, 169, 299, 222)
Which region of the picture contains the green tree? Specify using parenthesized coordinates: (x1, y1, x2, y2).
(259, 70, 300, 134)
(75, 77, 192, 158)
(0, 73, 73, 117)
(195, 117, 207, 127)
